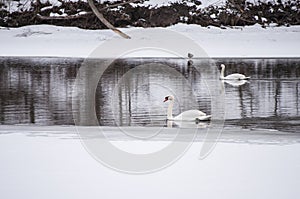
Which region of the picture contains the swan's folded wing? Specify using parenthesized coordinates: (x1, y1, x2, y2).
(174, 110, 208, 121)
(225, 73, 247, 80)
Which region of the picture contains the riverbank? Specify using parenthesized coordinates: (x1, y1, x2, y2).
(1, 23, 300, 58)
(1, 0, 299, 29)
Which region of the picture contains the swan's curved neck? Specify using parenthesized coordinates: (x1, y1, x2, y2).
(220, 66, 225, 79)
(167, 100, 174, 120)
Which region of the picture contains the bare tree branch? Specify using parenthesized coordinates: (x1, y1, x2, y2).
(37, 0, 139, 26)
(88, 0, 131, 39)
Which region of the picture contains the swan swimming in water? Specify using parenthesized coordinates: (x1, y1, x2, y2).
(164, 95, 211, 121)
(219, 64, 250, 80)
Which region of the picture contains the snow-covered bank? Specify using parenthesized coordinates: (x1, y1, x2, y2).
(1, 24, 300, 58)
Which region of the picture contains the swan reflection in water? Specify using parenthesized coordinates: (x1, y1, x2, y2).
(167, 120, 209, 128)
(222, 79, 249, 87)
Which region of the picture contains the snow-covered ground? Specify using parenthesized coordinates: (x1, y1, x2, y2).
(0, 125, 299, 199)
(1, 23, 300, 58)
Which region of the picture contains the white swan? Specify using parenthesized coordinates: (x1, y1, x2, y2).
(220, 64, 250, 80)
(164, 95, 211, 121)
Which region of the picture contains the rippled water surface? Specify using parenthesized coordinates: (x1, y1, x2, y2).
(0, 57, 299, 133)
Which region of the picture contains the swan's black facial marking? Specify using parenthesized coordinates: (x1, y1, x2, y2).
(163, 96, 169, 102)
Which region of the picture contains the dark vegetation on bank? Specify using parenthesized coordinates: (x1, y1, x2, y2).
(0, 0, 299, 29)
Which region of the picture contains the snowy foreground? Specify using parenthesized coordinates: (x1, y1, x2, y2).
(0, 125, 299, 199)
(1, 23, 300, 58)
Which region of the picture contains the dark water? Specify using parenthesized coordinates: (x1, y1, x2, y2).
(0, 57, 299, 133)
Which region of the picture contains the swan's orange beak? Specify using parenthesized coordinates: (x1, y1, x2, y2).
(163, 99, 168, 102)
(163, 96, 169, 102)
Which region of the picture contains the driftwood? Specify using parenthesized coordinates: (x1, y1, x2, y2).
(88, 0, 131, 39)
(37, 0, 134, 39)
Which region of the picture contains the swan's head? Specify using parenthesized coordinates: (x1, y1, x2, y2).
(163, 95, 174, 102)
(220, 64, 225, 69)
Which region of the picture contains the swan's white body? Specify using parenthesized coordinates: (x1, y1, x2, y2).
(220, 64, 250, 80)
(164, 95, 211, 121)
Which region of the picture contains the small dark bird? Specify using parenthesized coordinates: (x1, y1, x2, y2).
(188, 53, 194, 59)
